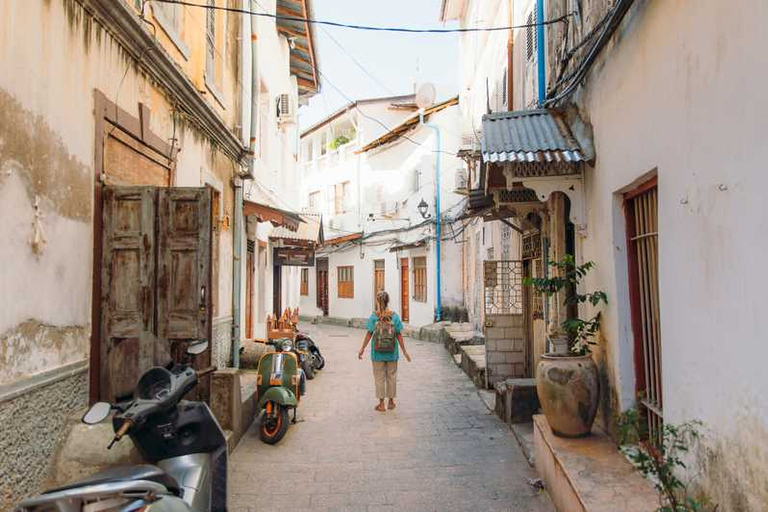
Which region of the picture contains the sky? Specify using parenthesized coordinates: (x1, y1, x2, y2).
(298, 0, 460, 129)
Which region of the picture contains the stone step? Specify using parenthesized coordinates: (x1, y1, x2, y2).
(533, 415, 658, 512)
(460, 345, 487, 389)
(494, 378, 539, 425)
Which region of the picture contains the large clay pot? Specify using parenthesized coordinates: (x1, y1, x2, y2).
(536, 353, 599, 437)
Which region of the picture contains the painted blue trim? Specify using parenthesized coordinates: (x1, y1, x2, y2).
(537, 0, 546, 105)
(420, 113, 442, 322)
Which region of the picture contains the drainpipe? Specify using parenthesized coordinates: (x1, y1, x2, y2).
(536, 0, 546, 105)
(420, 112, 442, 322)
(508, 0, 514, 111)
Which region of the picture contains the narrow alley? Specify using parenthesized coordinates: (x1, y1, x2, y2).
(229, 323, 553, 512)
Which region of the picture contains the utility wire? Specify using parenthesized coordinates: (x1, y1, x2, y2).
(319, 70, 458, 157)
(152, 0, 571, 34)
(319, 26, 395, 95)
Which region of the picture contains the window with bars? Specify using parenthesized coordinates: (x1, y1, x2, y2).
(205, 0, 216, 81)
(501, 67, 508, 108)
(374, 260, 385, 296)
(413, 257, 427, 302)
(300, 268, 309, 296)
(337, 266, 354, 298)
(526, 9, 537, 62)
(625, 179, 662, 443)
(308, 191, 321, 212)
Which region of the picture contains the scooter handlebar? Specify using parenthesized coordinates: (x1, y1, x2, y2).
(107, 419, 132, 450)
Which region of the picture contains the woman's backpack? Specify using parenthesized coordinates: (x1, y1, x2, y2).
(373, 313, 397, 353)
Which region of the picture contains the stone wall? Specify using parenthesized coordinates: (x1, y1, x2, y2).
(0, 362, 88, 509)
(212, 316, 233, 370)
(484, 314, 526, 387)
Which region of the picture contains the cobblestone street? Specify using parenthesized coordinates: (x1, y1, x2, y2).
(230, 323, 554, 511)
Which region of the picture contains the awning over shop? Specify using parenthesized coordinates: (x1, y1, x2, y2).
(324, 232, 363, 246)
(481, 109, 586, 176)
(243, 200, 302, 231)
(270, 214, 324, 247)
(389, 238, 428, 253)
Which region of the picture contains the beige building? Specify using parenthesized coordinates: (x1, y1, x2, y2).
(0, 0, 317, 506)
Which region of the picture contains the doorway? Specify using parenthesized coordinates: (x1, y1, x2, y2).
(625, 177, 662, 440)
(316, 258, 329, 316)
(245, 240, 255, 339)
(400, 258, 409, 323)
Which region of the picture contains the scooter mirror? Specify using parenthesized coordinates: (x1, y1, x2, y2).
(82, 402, 112, 425)
(187, 341, 209, 356)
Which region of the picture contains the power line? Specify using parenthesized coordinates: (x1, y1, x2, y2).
(319, 26, 395, 95)
(318, 70, 458, 157)
(152, 0, 570, 34)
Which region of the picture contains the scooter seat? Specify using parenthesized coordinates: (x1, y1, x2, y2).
(44, 464, 181, 496)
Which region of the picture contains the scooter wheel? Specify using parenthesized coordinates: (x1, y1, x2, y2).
(260, 404, 290, 444)
(302, 358, 315, 380)
(313, 352, 325, 370)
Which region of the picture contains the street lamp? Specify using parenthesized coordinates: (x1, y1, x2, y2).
(417, 198, 432, 220)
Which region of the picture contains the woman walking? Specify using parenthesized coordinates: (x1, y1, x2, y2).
(358, 291, 411, 412)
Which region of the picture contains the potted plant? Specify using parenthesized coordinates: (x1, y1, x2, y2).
(524, 255, 607, 437)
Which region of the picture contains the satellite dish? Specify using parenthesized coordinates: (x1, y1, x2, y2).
(415, 83, 436, 109)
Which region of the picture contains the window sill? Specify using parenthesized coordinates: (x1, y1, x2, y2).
(152, 6, 190, 61)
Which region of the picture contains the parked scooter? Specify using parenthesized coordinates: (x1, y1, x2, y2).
(256, 338, 304, 444)
(296, 331, 325, 371)
(15, 342, 227, 512)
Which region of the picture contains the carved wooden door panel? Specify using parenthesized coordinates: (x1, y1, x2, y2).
(400, 258, 409, 323)
(100, 186, 156, 401)
(157, 188, 213, 397)
(100, 186, 212, 401)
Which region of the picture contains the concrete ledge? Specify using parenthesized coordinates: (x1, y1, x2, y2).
(533, 415, 657, 512)
(210, 369, 258, 452)
(494, 378, 539, 425)
(460, 345, 487, 389)
(305, 316, 463, 343)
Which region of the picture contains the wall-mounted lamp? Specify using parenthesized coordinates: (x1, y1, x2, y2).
(417, 198, 432, 220)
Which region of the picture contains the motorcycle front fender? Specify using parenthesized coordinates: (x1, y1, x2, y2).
(258, 386, 297, 410)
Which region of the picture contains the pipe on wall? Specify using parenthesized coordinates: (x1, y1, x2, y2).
(536, 0, 546, 105)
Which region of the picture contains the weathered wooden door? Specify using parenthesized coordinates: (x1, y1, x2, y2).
(272, 261, 282, 316)
(157, 188, 212, 362)
(373, 260, 385, 308)
(316, 258, 329, 316)
(101, 187, 157, 401)
(400, 258, 409, 323)
(100, 186, 211, 401)
(245, 242, 255, 339)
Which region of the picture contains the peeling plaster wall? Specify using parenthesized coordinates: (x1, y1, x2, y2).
(570, 1, 768, 509)
(0, 0, 244, 504)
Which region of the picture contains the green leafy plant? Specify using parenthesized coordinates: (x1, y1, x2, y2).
(523, 254, 607, 355)
(617, 410, 715, 512)
(329, 129, 355, 151)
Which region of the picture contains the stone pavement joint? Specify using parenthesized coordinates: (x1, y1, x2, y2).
(229, 323, 554, 512)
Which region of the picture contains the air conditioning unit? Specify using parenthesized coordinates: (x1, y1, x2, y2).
(277, 93, 295, 124)
(460, 132, 479, 152)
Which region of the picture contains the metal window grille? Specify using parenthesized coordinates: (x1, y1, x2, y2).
(627, 184, 662, 442)
(501, 67, 508, 107)
(526, 9, 537, 62)
(484, 260, 524, 315)
(206, 1, 216, 79)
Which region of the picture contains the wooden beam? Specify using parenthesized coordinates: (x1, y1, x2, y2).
(299, 0, 318, 93)
(277, 25, 306, 39)
(276, 5, 301, 17)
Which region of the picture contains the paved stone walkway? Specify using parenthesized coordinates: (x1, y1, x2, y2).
(229, 323, 554, 512)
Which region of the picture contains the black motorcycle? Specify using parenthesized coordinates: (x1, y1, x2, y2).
(16, 342, 227, 512)
(296, 331, 325, 371)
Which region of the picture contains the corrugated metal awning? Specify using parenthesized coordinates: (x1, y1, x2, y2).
(270, 214, 324, 246)
(481, 109, 584, 165)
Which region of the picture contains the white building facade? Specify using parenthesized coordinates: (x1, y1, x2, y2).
(443, 0, 768, 508)
(298, 95, 466, 328)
